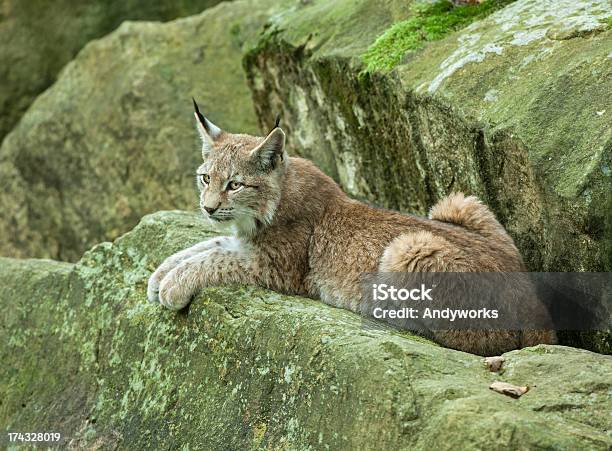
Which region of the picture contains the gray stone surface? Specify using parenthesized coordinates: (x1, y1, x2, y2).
(0, 0, 278, 261)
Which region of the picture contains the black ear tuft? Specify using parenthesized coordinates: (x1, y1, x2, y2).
(192, 97, 222, 143)
(268, 114, 281, 134)
(192, 97, 207, 130)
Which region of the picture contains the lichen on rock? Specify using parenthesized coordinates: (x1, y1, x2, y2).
(1, 211, 611, 449)
(362, 0, 517, 72)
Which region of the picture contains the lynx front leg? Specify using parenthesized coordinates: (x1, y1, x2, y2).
(147, 237, 230, 303)
(157, 237, 263, 310)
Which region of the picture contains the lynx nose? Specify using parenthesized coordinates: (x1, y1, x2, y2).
(204, 206, 218, 215)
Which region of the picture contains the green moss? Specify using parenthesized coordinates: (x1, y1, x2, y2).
(362, 0, 516, 72)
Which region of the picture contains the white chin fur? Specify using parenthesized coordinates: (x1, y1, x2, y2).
(206, 214, 258, 237)
(204, 202, 278, 237)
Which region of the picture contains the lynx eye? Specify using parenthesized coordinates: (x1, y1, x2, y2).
(228, 181, 244, 191)
(199, 174, 210, 185)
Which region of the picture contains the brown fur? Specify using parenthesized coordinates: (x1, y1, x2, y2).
(148, 113, 556, 356)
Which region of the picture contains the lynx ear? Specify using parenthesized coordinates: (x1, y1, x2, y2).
(250, 127, 286, 171)
(193, 98, 222, 158)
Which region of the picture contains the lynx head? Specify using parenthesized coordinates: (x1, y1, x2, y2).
(192, 99, 287, 236)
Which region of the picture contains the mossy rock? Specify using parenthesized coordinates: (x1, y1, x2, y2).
(244, 0, 611, 274)
(0, 0, 281, 261)
(362, 0, 517, 72)
(0, 0, 227, 145)
(1, 211, 611, 449)
(243, 0, 612, 353)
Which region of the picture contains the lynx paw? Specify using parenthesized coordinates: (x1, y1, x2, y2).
(148, 258, 184, 303)
(147, 275, 160, 303)
(147, 266, 168, 303)
(158, 268, 196, 310)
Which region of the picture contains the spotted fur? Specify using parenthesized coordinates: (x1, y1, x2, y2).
(148, 107, 555, 355)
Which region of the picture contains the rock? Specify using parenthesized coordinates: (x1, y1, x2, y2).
(0, 0, 281, 261)
(485, 355, 505, 372)
(489, 381, 529, 398)
(1, 210, 610, 448)
(244, 0, 612, 274)
(0, 0, 227, 145)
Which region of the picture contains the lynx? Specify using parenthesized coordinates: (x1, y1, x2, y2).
(147, 99, 556, 355)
